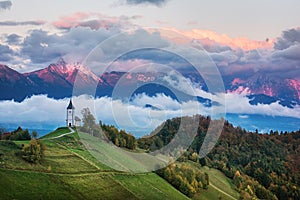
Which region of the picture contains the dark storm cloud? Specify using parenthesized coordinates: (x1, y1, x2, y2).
(21, 30, 64, 63)
(273, 44, 300, 61)
(126, 0, 168, 6)
(6, 34, 21, 45)
(274, 28, 300, 50)
(0, 44, 13, 61)
(0, 20, 45, 26)
(0, 1, 12, 10)
(272, 28, 300, 65)
(20, 28, 114, 64)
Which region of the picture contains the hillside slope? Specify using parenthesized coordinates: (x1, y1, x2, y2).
(138, 115, 300, 199)
(0, 129, 189, 200)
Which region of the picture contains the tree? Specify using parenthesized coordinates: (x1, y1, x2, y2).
(32, 131, 38, 139)
(22, 139, 46, 163)
(189, 152, 198, 162)
(9, 128, 31, 141)
(81, 108, 97, 135)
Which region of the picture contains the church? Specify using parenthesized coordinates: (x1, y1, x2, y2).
(66, 99, 81, 127)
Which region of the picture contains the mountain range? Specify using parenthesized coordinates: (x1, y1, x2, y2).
(0, 58, 299, 108)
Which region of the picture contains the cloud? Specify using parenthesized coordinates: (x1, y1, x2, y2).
(273, 44, 300, 61)
(0, 1, 11, 10)
(183, 29, 274, 51)
(11, 26, 170, 71)
(0, 95, 67, 125)
(125, 0, 168, 6)
(0, 93, 298, 137)
(0, 44, 13, 61)
(21, 30, 64, 63)
(0, 20, 45, 26)
(53, 12, 139, 30)
(274, 28, 300, 50)
(20, 27, 114, 64)
(209, 50, 239, 66)
(224, 92, 300, 118)
(272, 28, 300, 65)
(1, 23, 299, 82)
(6, 34, 21, 45)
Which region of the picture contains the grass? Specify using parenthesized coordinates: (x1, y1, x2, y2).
(0, 140, 47, 171)
(0, 128, 241, 200)
(195, 186, 232, 200)
(58, 173, 138, 200)
(40, 127, 71, 139)
(199, 166, 239, 199)
(182, 163, 240, 200)
(114, 173, 190, 200)
(0, 169, 78, 200)
(0, 169, 137, 200)
(0, 128, 189, 200)
(77, 131, 169, 173)
(52, 132, 113, 171)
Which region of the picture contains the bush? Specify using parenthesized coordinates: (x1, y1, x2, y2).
(22, 139, 46, 164)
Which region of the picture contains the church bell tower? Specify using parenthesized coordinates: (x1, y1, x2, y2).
(66, 99, 75, 127)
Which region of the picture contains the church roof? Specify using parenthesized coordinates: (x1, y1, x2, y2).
(67, 99, 75, 109)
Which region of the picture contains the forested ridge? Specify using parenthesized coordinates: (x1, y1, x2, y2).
(138, 115, 300, 200)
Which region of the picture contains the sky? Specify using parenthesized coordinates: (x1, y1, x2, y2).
(0, 0, 299, 73)
(0, 0, 299, 134)
(0, 0, 299, 39)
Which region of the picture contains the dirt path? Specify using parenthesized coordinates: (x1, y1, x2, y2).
(51, 127, 75, 139)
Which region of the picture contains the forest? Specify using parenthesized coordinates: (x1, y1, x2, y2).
(71, 109, 300, 199)
(138, 115, 300, 200)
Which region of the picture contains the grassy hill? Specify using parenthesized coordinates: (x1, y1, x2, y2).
(0, 127, 243, 199)
(0, 128, 190, 200)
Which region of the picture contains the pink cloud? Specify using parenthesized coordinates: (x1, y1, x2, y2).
(53, 12, 138, 30)
(182, 29, 274, 51)
(53, 12, 90, 29)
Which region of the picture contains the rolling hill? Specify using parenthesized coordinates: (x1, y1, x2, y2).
(0, 127, 238, 200)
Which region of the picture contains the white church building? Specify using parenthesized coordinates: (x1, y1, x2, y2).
(66, 99, 81, 127)
(66, 99, 75, 127)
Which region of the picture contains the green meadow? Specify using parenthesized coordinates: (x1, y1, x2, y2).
(0, 128, 238, 200)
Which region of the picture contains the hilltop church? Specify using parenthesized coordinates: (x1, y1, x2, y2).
(66, 99, 81, 127)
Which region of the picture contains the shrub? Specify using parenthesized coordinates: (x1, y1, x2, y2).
(22, 139, 46, 163)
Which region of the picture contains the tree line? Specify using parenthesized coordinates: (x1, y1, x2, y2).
(79, 108, 137, 150)
(137, 115, 300, 200)
(0, 127, 46, 164)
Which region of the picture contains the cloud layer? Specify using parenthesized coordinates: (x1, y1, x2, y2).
(125, 0, 168, 6)
(0, 1, 11, 10)
(53, 12, 138, 30)
(0, 10, 298, 81)
(0, 93, 298, 136)
(0, 20, 46, 26)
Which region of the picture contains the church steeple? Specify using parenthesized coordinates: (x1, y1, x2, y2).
(66, 99, 75, 127)
(67, 99, 75, 110)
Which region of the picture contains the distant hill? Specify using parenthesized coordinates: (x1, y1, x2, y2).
(138, 115, 300, 200)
